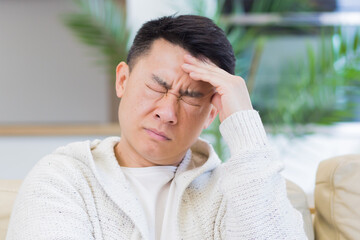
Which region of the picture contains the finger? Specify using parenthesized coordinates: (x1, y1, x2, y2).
(184, 57, 218, 71)
(187, 70, 223, 89)
(184, 54, 221, 73)
(182, 63, 225, 87)
(181, 63, 209, 75)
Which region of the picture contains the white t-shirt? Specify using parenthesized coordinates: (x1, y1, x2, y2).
(121, 166, 178, 240)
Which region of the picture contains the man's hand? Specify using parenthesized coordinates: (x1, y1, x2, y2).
(182, 54, 253, 122)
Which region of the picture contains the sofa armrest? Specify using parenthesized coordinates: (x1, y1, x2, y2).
(0, 180, 22, 240)
(314, 154, 360, 240)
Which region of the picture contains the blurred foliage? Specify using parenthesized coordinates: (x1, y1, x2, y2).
(252, 28, 360, 135)
(248, 0, 312, 12)
(63, 0, 360, 161)
(63, 0, 129, 80)
(199, 0, 360, 159)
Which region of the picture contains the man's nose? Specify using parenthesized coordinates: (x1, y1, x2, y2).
(154, 92, 179, 125)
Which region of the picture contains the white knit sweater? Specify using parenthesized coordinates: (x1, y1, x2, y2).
(6, 111, 307, 240)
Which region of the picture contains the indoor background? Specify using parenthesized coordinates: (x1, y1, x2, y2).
(1, 0, 360, 208)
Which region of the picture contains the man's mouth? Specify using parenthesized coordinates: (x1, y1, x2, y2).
(145, 128, 171, 141)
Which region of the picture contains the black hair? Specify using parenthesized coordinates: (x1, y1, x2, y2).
(127, 15, 235, 74)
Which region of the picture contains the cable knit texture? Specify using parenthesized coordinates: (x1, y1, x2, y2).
(6, 110, 307, 240)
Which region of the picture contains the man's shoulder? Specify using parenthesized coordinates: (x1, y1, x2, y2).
(27, 137, 120, 181)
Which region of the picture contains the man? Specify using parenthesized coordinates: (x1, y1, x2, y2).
(7, 15, 307, 239)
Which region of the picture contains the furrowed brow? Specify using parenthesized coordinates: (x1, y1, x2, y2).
(152, 74, 170, 89)
(180, 89, 204, 98)
(151, 74, 214, 98)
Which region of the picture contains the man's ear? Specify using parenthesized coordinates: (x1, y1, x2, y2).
(115, 62, 130, 98)
(203, 105, 219, 129)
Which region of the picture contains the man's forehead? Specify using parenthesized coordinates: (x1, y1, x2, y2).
(148, 38, 216, 64)
(150, 38, 187, 52)
(133, 39, 213, 90)
(149, 39, 188, 61)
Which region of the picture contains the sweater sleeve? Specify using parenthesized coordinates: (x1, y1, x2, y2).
(219, 110, 307, 240)
(6, 155, 96, 240)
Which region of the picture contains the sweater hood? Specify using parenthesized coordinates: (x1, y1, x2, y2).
(53, 136, 222, 185)
(174, 137, 222, 188)
(52, 136, 221, 239)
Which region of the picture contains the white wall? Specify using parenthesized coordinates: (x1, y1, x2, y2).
(0, 0, 109, 124)
(0, 135, 108, 179)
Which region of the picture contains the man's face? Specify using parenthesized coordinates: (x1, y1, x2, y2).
(116, 38, 217, 166)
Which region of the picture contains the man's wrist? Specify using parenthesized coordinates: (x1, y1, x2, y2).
(219, 110, 268, 156)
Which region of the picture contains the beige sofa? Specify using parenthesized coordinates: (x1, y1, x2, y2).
(0, 180, 21, 240)
(1, 154, 359, 240)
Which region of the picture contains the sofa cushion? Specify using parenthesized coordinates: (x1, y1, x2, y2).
(0, 180, 22, 240)
(314, 154, 360, 240)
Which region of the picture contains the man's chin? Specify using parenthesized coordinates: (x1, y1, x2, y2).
(139, 146, 185, 166)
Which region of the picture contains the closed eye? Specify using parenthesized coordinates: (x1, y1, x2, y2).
(145, 83, 167, 93)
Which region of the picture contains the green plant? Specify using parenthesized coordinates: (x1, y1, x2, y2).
(199, 0, 317, 160)
(251, 28, 360, 135)
(63, 0, 130, 80)
(197, 0, 360, 159)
